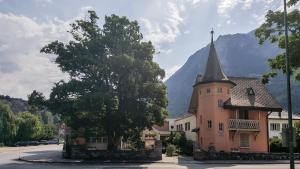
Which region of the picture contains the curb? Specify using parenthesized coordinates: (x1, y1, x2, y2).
(17, 158, 177, 164)
(18, 157, 300, 165)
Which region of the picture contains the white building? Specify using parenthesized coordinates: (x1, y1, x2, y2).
(268, 110, 300, 139)
(175, 114, 197, 142)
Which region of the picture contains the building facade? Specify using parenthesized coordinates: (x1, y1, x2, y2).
(268, 111, 300, 139)
(175, 114, 197, 142)
(188, 31, 282, 153)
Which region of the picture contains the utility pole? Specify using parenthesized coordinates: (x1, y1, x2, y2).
(283, 0, 294, 168)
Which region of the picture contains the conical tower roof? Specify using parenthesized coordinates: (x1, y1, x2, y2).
(198, 30, 234, 85)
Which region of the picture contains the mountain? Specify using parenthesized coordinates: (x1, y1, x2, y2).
(165, 31, 300, 117)
(0, 95, 30, 113)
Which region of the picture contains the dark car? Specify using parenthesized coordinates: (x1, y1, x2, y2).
(39, 140, 48, 145)
(15, 141, 29, 146)
(28, 141, 40, 146)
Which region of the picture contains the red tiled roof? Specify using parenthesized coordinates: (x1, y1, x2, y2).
(152, 121, 169, 131)
(223, 77, 282, 111)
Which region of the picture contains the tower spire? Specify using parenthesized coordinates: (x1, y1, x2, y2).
(211, 28, 214, 44)
(199, 30, 232, 84)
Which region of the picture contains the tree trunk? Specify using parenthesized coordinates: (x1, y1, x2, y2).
(107, 134, 120, 151)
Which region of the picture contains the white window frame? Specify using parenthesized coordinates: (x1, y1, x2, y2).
(270, 123, 280, 131)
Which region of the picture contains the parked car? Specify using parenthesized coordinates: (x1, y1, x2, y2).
(28, 141, 40, 146)
(39, 140, 48, 145)
(47, 138, 59, 145)
(15, 141, 28, 146)
(15, 141, 39, 146)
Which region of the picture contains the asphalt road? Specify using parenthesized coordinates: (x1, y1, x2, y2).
(0, 145, 299, 169)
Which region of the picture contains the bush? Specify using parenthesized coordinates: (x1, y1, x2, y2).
(0, 143, 4, 147)
(165, 132, 195, 156)
(166, 144, 177, 157)
(183, 140, 194, 156)
(270, 137, 283, 152)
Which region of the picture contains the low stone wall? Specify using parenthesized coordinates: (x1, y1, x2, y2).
(194, 150, 300, 160)
(69, 147, 161, 160)
(63, 141, 162, 161)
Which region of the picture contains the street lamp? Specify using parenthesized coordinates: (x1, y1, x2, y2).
(283, 0, 294, 169)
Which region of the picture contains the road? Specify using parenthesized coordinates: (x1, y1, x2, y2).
(0, 145, 299, 169)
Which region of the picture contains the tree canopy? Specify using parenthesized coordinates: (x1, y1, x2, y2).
(39, 11, 168, 150)
(16, 112, 43, 141)
(255, 0, 300, 83)
(0, 101, 17, 145)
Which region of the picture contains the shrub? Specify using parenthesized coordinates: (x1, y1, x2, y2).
(183, 140, 194, 156)
(166, 144, 176, 157)
(0, 143, 4, 147)
(270, 137, 282, 152)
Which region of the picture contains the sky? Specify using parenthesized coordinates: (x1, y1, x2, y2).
(0, 0, 285, 99)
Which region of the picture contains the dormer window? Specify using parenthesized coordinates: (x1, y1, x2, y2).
(247, 87, 255, 95)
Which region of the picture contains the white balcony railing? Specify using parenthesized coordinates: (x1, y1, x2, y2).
(229, 119, 260, 131)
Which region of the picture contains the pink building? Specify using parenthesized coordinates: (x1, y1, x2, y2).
(188, 31, 282, 153)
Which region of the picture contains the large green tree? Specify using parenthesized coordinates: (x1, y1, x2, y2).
(0, 101, 17, 145)
(39, 11, 168, 150)
(255, 0, 300, 83)
(16, 112, 43, 141)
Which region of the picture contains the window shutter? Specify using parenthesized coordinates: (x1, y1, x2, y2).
(240, 133, 250, 147)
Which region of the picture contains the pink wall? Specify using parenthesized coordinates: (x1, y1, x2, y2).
(195, 82, 268, 153)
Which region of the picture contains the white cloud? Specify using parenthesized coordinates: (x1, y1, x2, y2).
(218, 0, 240, 16)
(0, 13, 71, 99)
(159, 49, 173, 54)
(164, 64, 181, 81)
(243, 0, 253, 10)
(141, 1, 185, 46)
(140, 1, 193, 55)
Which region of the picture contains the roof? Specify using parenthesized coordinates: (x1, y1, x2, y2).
(223, 77, 282, 111)
(269, 110, 300, 120)
(197, 31, 234, 85)
(152, 121, 169, 132)
(175, 113, 195, 121)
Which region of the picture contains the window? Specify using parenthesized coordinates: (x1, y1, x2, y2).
(219, 123, 224, 131)
(199, 90, 201, 95)
(185, 123, 188, 131)
(218, 99, 223, 107)
(246, 87, 255, 95)
(270, 123, 280, 131)
(207, 88, 211, 94)
(178, 124, 183, 131)
(240, 133, 250, 147)
(89, 137, 107, 143)
(208, 120, 212, 128)
(227, 89, 230, 94)
(102, 137, 108, 143)
(217, 88, 222, 93)
(282, 123, 289, 129)
(185, 122, 190, 131)
(239, 109, 249, 119)
(89, 137, 97, 143)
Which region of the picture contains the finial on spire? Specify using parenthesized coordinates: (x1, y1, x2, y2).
(210, 28, 214, 43)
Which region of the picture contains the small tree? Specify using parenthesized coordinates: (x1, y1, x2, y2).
(0, 101, 17, 145)
(16, 112, 43, 141)
(41, 124, 58, 140)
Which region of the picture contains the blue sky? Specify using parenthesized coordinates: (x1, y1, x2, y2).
(0, 0, 284, 99)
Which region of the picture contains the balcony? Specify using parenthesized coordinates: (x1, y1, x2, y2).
(229, 119, 260, 131)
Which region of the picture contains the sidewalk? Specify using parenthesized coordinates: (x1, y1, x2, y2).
(19, 151, 300, 165)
